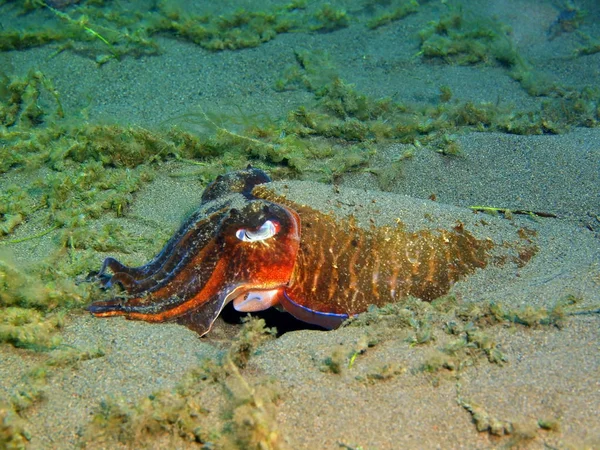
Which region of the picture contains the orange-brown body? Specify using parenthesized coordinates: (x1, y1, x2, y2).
(253, 187, 492, 323)
(88, 168, 528, 336)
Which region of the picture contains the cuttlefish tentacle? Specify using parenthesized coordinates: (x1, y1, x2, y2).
(98, 207, 232, 295)
(95, 169, 271, 291)
(97, 207, 221, 286)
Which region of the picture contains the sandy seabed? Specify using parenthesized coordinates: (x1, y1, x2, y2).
(1, 0, 599, 448)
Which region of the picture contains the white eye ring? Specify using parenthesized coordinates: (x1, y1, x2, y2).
(236, 220, 278, 242)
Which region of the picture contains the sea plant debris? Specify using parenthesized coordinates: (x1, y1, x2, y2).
(228, 316, 277, 369)
(82, 316, 284, 449)
(458, 396, 515, 436)
(366, 0, 419, 30)
(0, 402, 29, 449)
(468, 206, 558, 219)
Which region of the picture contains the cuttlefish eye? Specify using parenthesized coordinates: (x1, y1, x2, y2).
(236, 220, 279, 242)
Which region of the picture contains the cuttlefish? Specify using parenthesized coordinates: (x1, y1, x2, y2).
(89, 168, 506, 336)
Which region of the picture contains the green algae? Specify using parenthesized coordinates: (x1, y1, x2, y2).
(1, 3, 599, 145)
(0, 306, 64, 349)
(343, 297, 506, 374)
(82, 317, 283, 449)
(0, 55, 598, 353)
(454, 294, 588, 329)
(168, 101, 378, 181)
(0, 1, 157, 61)
(43, 2, 119, 60)
(576, 37, 600, 56)
(0, 0, 596, 141)
(320, 332, 378, 375)
(340, 295, 598, 440)
(320, 348, 346, 374)
(537, 417, 561, 432)
(0, 256, 88, 349)
(0, 28, 65, 52)
(359, 363, 406, 383)
(0, 402, 29, 449)
(343, 294, 598, 378)
(7, 364, 48, 415)
(0, 1, 302, 58)
(154, 5, 295, 52)
(457, 395, 518, 437)
(0, 70, 63, 129)
(417, 8, 555, 97)
(366, 0, 419, 30)
(228, 316, 277, 369)
(0, 343, 105, 447)
(310, 4, 349, 32)
(1, 5, 599, 356)
(345, 296, 438, 329)
(274, 49, 338, 92)
(414, 5, 600, 129)
(0, 0, 414, 60)
(275, 49, 599, 156)
(0, 72, 193, 349)
(418, 12, 512, 65)
(457, 391, 556, 445)
(0, 121, 167, 243)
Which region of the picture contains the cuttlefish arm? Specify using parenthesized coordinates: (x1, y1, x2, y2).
(88, 168, 300, 336)
(94, 168, 272, 294)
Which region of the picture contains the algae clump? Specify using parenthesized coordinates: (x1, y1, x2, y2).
(82, 317, 284, 449)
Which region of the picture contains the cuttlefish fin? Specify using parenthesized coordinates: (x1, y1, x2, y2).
(232, 289, 350, 330)
(279, 291, 349, 330)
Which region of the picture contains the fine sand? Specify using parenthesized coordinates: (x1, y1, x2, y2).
(3, 171, 599, 449)
(1, 0, 599, 449)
